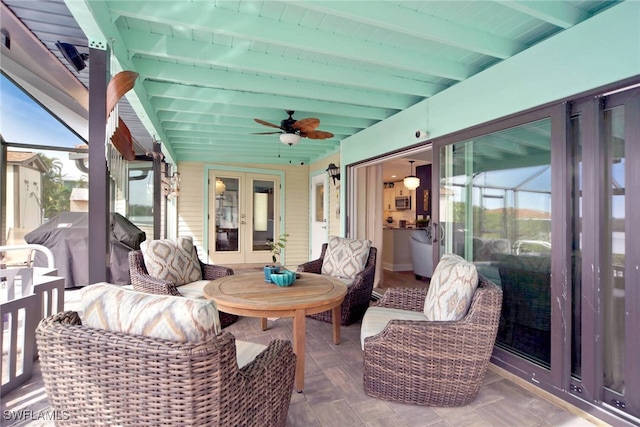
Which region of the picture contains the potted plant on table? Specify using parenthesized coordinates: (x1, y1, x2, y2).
(264, 233, 289, 282)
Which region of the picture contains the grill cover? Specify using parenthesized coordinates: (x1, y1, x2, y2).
(25, 212, 146, 288)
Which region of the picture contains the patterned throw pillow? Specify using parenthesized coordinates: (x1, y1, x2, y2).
(321, 236, 372, 279)
(140, 236, 202, 286)
(424, 253, 479, 321)
(82, 283, 221, 342)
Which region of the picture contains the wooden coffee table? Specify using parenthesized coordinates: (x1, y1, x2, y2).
(203, 272, 348, 391)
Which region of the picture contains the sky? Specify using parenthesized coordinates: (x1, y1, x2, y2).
(1, 74, 88, 180)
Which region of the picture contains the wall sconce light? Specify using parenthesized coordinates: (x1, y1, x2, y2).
(403, 160, 420, 191)
(326, 163, 341, 186)
(162, 172, 180, 199)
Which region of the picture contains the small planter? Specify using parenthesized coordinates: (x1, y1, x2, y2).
(263, 265, 280, 282)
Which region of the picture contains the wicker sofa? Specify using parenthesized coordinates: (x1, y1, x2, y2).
(297, 242, 377, 326)
(362, 275, 502, 406)
(36, 285, 296, 426)
(128, 246, 238, 328)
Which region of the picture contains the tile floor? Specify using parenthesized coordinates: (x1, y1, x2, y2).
(1, 270, 608, 427)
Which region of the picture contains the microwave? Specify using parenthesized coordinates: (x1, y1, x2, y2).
(395, 196, 411, 210)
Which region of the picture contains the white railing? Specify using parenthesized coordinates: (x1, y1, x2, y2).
(1, 244, 64, 395)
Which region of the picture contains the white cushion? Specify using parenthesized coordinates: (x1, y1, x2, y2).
(140, 237, 202, 286)
(236, 340, 267, 369)
(82, 283, 221, 342)
(360, 306, 427, 350)
(321, 236, 371, 279)
(424, 253, 478, 321)
(176, 280, 210, 299)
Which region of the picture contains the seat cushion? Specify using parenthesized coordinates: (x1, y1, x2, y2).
(360, 306, 427, 350)
(82, 283, 221, 342)
(140, 236, 202, 286)
(321, 236, 371, 279)
(424, 253, 478, 321)
(236, 340, 267, 369)
(176, 280, 210, 299)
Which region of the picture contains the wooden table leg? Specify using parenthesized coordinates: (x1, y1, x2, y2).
(332, 304, 341, 345)
(293, 309, 306, 392)
(261, 317, 268, 331)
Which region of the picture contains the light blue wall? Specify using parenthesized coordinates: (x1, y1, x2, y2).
(342, 1, 640, 168)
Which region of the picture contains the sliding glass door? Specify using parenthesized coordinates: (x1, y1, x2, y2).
(438, 117, 553, 368)
(434, 86, 640, 423)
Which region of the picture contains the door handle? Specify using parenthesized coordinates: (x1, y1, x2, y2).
(431, 222, 444, 243)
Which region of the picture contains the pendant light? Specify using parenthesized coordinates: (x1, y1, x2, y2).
(403, 160, 420, 191)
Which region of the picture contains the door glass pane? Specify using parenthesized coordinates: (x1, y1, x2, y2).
(215, 177, 239, 252)
(128, 165, 154, 238)
(603, 106, 625, 394)
(571, 114, 583, 378)
(439, 118, 552, 367)
(252, 180, 274, 251)
(315, 182, 324, 222)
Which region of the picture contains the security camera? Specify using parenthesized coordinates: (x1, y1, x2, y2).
(299, 161, 305, 166)
(415, 130, 429, 139)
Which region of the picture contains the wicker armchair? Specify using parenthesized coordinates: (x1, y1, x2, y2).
(36, 311, 296, 426)
(363, 276, 502, 406)
(128, 249, 238, 327)
(298, 244, 377, 326)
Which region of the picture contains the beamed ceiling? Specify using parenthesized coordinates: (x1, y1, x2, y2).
(1, 0, 618, 165)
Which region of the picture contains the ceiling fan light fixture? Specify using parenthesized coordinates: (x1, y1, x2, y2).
(279, 133, 301, 146)
(403, 160, 420, 191)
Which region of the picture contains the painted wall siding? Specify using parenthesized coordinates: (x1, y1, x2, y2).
(177, 161, 309, 267)
(342, 1, 640, 168)
(176, 162, 206, 256)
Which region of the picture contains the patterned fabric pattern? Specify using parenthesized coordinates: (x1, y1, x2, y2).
(321, 236, 372, 279)
(424, 253, 478, 321)
(140, 237, 202, 286)
(82, 283, 221, 342)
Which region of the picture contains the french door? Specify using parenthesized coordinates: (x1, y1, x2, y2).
(208, 170, 281, 264)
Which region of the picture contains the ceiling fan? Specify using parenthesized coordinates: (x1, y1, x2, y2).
(254, 110, 334, 146)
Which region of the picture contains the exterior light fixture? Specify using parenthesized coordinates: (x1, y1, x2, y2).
(403, 160, 420, 191)
(279, 133, 301, 146)
(326, 163, 341, 186)
(162, 172, 180, 199)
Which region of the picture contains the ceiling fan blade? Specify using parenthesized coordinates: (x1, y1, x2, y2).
(293, 118, 320, 133)
(254, 118, 283, 130)
(302, 130, 334, 140)
(251, 131, 283, 135)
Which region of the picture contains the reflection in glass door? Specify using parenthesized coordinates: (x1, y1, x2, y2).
(439, 118, 553, 367)
(602, 105, 626, 403)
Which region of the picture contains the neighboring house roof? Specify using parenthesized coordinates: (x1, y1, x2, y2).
(6, 151, 48, 173)
(69, 188, 89, 202)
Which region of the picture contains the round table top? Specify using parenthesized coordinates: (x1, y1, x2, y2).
(203, 272, 347, 312)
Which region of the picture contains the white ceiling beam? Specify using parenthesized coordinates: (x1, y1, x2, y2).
(296, 1, 523, 59)
(500, 1, 590, 29)
(155, 109, 377, 130)
(143, 81, 395, 120)
(121, 29, 447, 97)
(134, 58, 419, 110)
(109, 2, 475, 80)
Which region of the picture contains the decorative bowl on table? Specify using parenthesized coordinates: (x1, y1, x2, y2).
(270, 272, 294, 287)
